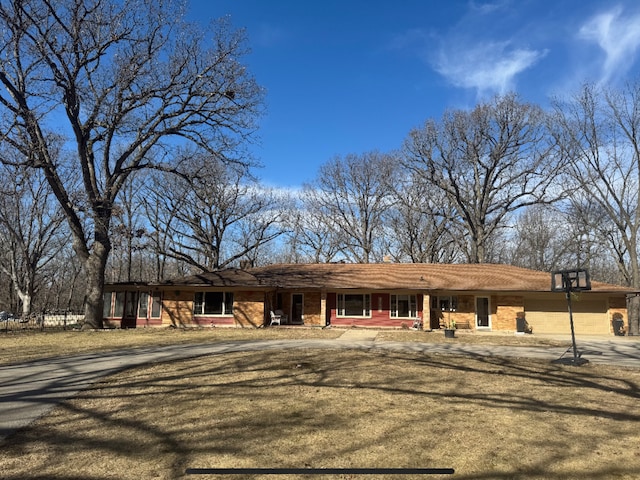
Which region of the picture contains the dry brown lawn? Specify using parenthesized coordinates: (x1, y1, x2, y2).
(0, 326, 570, 366)
(0, 327, 343, 365)
(1, 340, 639, 479)
(377, 329, 571, 347)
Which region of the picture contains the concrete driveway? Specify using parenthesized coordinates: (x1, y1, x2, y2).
(1, 332, 638, 442)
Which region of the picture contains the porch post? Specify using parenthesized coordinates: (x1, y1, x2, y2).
(422, 293, 430, 331)
(320, 290, 327, 327)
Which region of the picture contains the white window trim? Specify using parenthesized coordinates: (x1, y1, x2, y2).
(337, 293, 371, 318)
(138, 292, 163, 319)
(193, 291, 234, 316)
(475, 296, 491, 329)
(390, 294, 418, 319)
(150, 292, 162, 319)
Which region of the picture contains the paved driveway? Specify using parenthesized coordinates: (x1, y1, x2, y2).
(1, 333, 638, 441)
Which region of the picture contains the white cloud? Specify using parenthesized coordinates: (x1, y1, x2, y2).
(579, 6, 640, 84)
(434, 41, 547, 97)
(468, 0, 510, 16)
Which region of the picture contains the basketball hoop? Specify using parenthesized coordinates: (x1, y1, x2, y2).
(551, 269, 591, 366)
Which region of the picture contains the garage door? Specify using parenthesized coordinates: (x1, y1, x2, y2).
(524, 296, 609, 335)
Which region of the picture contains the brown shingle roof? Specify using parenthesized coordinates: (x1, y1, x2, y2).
(158, 269, 265, 288)
(157, 263, 634, 294)
(249, 263, 632, 292)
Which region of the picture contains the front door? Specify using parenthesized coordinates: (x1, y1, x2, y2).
(291, 293, 304, 324)
(122, 291, 138, 328)
(476, 297, 490, 328)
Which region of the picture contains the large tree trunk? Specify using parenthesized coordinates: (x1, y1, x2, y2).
(82, 247, 109, 329)
(81, 213, 112, 330)
(8, 258, 34, 317)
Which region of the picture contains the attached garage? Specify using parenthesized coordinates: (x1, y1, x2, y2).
(524, 294, 610, 335)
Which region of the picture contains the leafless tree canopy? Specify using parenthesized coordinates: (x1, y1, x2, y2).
(302, 152, 396, 263)
(0, 162, 68, 316)
(505, 205, 572, 272)
(385, 174, 460, 263)
(148, 154, 285, 272)
(0, 0, 263, 327)
(404, 94, 562, 263)
(107, 176, 149, 283)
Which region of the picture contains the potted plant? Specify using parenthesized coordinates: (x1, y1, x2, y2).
(444, 318, 456, 338)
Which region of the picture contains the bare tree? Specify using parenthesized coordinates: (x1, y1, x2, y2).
(0, 163, 67, 316)
(108, 177, 148, 282)
(152, 155, 284, 271)
(563, 196, 626, 284)
(140, 171, 187, 282)
(385, 174, 460, 263)
(283, 197, 344, 263)
(0, 0, 263, 327)
(39, 243, 85, 312)
(551, 82, 640, 334)
(505, 205, 572, 272)
(404, 93, 561, 263)
(304, 152, 396, 263)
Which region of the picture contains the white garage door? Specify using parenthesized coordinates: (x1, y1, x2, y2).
(524, 296, 609, 335)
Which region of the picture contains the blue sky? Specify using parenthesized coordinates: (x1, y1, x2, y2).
(188, 0, 640, 188)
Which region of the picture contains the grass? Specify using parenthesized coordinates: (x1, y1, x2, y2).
(377, 329, 571, 346)
(1, 347, 639, 479)
(1, 328, 636, 479)
(0, 326, 570, 366)
(0, 326, 343, 365)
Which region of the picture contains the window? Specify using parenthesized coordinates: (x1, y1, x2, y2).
(104, 291, 161, 319)
(391, 294, 417, 318)
(114, 292, 125, 317)
(193, 292, 234, 315)
(124, 292, 137, 317)
(151, 293, 162, 318)
(138, 292, 149, 318)
(431, 295, 458, 312)
(337, 293, 370, 317)
(135, 292, 162, 319)
(103, 292, 113, 318)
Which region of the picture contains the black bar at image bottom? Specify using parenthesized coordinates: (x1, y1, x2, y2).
(185, 467, 455, 475)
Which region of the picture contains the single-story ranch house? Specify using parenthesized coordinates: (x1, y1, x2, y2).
(103, 263, 635, 335)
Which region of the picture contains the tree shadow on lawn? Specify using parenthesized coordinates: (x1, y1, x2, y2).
(598, 341, 640, 364)
(403, 349, 640, 416)
(1, 348, 639, 480)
